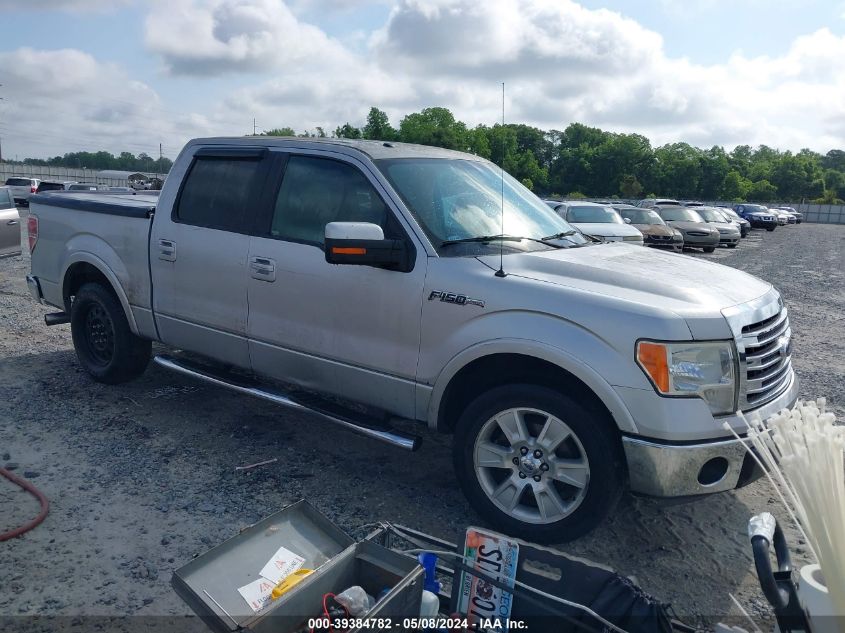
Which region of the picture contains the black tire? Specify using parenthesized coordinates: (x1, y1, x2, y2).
(70, 282, 151, 384)
(703, 246, 716, 253)
(728, 243, 737, 249)
(452, 384, 625, 543)
(767, 227, 776, 232)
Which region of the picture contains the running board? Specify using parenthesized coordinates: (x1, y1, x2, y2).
(153, 354, 421, 451)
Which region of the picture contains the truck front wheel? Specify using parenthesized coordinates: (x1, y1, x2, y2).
(70, 282, 151, 384)
(453, 384, 625, 543)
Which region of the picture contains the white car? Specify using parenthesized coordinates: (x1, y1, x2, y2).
(546, 201, 644, 244)
(4, 177, 41, 205)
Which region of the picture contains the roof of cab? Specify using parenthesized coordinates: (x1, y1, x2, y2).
(186, 136, 485, 162)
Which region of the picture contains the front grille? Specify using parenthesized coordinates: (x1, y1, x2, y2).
(687, 231, 709, 236)
(738, 308, 793, 410)
(647, 234, 672, 241)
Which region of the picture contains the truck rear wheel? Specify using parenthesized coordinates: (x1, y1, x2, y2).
(70, 282, 151, 384)
(453, 384, 625, 543)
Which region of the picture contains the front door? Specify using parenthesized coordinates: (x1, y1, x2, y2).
(0, 189, 20, 256)
(246, 151, 427, 419)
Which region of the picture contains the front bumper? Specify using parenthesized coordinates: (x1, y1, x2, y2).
(622, 370, 799, 497)
(26, 274, 44, 304)
(682, 233, 719, 246)
(718, 234, 740, 245)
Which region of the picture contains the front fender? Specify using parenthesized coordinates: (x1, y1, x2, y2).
(425, 337, 639, 435)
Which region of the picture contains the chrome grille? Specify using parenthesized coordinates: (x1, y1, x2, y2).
(739, 308, 793, 410)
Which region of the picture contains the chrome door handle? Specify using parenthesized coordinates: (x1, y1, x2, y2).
(6, 220, 18, 225)
(249, 256, 276, 282)
(158, 239, 176, 261)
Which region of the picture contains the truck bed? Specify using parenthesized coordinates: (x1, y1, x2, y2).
(28, 191, 159, 340)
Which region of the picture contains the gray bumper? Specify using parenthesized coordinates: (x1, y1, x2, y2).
(26, 274, 44, 304)
(623, 370, 799, 497)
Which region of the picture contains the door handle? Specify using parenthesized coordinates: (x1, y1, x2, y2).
(249, 256, 276, 282)
(158, 238, 176, 262)
(7, 220, 18, 226)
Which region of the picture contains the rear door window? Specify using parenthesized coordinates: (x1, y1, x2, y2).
(175, 154, 266, 232)
(0, 189, 14, 209)
(5, 178, 31, 186)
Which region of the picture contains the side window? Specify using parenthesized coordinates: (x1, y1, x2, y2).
(175, 156, 263, 231)
(269, 156, 390, 246)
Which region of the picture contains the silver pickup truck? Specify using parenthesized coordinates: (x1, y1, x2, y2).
(26, 137, 798, 542)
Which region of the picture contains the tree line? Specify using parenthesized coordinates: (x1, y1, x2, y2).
(266, 107, 845, 204)
(8, 151, 173, 174)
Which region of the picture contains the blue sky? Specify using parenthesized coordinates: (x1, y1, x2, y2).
(0, 0, 843, 159)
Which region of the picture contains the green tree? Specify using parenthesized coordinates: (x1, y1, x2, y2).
(698, 146, 730, 199)
(261, 127, 296, 136)
(399, 107, 468, 150)
(619, 174, 643, 198)
(747, 179, 777, 202)
(720, 170, 751, 200)
(653, 143, 701, 198)
(334, 123, 362, 139)
(467, 125, 492, 159)
(362, 107, 397, 141)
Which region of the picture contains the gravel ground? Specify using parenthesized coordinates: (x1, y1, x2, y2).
(1, 216, 842, 632)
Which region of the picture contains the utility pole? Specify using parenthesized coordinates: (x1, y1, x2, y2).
(253, 118, 257, 136)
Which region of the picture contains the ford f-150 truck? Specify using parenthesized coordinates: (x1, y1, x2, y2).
(26, 137, 798, 542)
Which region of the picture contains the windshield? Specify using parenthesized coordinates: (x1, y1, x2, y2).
(376, 158, 587, 254)
(744, 204, 768, 213)
(695, 208, 728, 222)
(619, 208, 665, 225)
(566, 205, 623, 224)
(658, 207, 704, 222)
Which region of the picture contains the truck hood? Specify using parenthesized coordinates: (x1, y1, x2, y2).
(571, 222, 642, 238)
(477, 243, 772, 338)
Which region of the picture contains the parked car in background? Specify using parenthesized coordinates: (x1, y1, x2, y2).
(613, 204, 683, 252)
(0, 186, 21, 257)
(717, 207, 751, 237)
(773, 206, 802, 223)
(734, 204, 778, 231)
(67, 183, 102, 191)
(547, 201, 644, 244)
(4, 177, 41, 205)
(770, 208, 791, 225)
(682, 201, 705, 207)
(655, 205, 720, 252)
(36, 180, 77, 193)
(637, 198, 680, 209)
(690, 206, 741, 248)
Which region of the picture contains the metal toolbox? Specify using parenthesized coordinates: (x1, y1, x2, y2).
(172, 500, 423, 633)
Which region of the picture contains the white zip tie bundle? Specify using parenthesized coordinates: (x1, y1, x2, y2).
(725, 399, 845, 620)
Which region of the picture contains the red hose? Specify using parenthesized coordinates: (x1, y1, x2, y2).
(1, 467, 49, 541)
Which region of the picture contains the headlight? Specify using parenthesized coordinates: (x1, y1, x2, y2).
(636, 340, 736, 415)
(623, 235, 642, 242)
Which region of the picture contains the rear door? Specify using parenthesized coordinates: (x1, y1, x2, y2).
(0, 188, 21, 256)
(245, 151, 427, 418)
(149, 147, 272, 369)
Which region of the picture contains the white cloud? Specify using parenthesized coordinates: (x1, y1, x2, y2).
(144, 0, 352, 75)
(0, 48, 212, 158)
(0, 0, 133, 11)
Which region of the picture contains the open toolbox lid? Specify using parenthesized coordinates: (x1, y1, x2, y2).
(172, 499, 354, 631)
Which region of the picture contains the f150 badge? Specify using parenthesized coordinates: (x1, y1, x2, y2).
(429, 290, 485, 308)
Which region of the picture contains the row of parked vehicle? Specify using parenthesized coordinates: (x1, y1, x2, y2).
(3, 177, 137, 205)
(543, 197, 802, 253)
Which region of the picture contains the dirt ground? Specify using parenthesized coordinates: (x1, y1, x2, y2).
(1, 215, 842, 632)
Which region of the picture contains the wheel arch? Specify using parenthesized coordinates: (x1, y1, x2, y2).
(62, 256, 139, 335)
(430, 342, 638, 436)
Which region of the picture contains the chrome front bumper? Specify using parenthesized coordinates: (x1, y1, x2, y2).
(26, 274, 44, 304)
(623, 370, 799, 497)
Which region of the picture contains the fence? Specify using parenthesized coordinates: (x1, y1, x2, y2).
(0, 163, 163, 188)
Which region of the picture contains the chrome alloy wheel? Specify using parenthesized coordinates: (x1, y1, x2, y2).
(473, 407, 590, 525)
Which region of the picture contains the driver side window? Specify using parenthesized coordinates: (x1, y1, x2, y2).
(270, 156, 391, 246)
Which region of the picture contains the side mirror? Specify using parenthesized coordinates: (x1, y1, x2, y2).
(623, 217, 632, 224)
(324, 222, 411, 272)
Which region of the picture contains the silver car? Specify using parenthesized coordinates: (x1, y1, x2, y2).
(0, 186, 21, 257)
(691, 206, 741, 248)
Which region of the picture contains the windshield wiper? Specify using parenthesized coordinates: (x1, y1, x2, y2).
(542, 230, 577, 240)
(440, 234, 562, 248)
